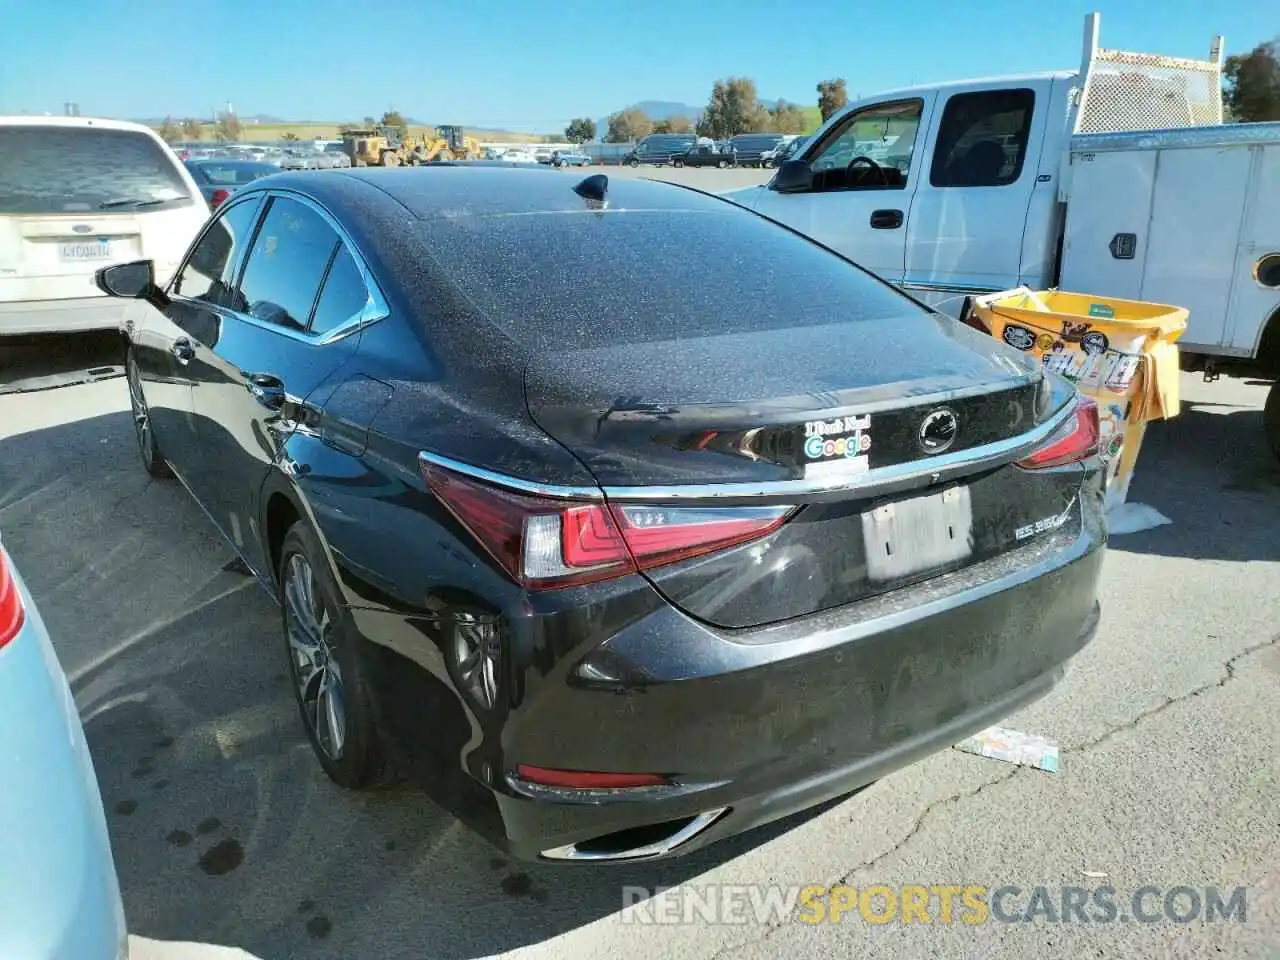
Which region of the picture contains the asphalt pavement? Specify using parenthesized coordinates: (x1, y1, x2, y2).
(0, 260, 1276, 959)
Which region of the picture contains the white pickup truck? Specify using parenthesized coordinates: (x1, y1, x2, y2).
(726, 13, 1280, 458)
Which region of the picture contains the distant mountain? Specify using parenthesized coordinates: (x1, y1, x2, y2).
(593, 100, 703, 138)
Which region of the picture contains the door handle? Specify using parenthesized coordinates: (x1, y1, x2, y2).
(870, 209, 904, 229)
(171, 338, 194, 364)
(245, 372, 286, 411)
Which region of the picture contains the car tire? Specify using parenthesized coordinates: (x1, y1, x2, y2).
(125, 349, 172, 479)
(627, 158, 639, 168)
(718, 159, 728, 169)
(762, 160, 774, 169)
(279, 521, 391, 790)
(1265, 382, 1280, 464)
(673, 159, 684, 168)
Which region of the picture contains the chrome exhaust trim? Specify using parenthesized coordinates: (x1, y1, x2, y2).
(539, 807, 728, 862)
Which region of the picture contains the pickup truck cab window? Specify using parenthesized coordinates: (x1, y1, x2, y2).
(931, 89, 1036, 188)
(808, 99, 923, 191)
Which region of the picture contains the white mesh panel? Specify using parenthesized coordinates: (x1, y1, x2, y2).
(1077, 34, 1224, 134)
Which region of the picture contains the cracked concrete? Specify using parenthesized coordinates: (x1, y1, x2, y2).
(1, 344, 1276, 960)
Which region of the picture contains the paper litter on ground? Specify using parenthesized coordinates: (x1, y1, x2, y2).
(953, 725, 1059, 772)
(1106, 501, 1172, 535)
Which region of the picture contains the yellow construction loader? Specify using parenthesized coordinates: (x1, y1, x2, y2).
(342, 125, 483, 165)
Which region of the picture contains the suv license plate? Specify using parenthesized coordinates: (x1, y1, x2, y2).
(59, 239, 112, 261)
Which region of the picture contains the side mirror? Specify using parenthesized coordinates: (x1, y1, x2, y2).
(772, 159, 814, 193)
(95, 260, 155, 299)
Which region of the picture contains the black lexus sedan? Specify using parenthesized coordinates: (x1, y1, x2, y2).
(94, 167, 1105, 863)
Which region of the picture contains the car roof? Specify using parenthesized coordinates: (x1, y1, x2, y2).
(0, 114, 161, 134)
(254, 166, 729, 221)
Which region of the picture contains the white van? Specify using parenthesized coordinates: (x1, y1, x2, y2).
(0, 116, 209, 335)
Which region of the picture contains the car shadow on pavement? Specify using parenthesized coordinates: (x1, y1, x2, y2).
(0, 408, 840, 960)
(1113, 398, 1280, 563)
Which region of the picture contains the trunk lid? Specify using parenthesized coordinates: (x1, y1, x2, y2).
(524, 314, 1047, 486)
(525, 317, 1083, 630)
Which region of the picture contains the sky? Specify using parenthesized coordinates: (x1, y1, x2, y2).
(2, 0, 1272, 131)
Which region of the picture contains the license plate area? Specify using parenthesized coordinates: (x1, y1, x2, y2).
(862, 485, 974, 582)
(59, 239, 114, 262)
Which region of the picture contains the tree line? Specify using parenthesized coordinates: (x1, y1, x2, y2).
(566, 77, 849, 144)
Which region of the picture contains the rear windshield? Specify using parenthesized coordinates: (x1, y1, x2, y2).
(0, 126, 194, 215)
(192, 162, 277, 185)
(421, 208, 923, 352)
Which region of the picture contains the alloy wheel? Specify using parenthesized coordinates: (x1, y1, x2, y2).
(284, 552, 346, 759)
(452, 613, 500, 711)
(126, 359, 153, 462)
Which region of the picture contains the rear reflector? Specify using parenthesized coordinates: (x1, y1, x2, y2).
(422, 462, 795, 589)
(515, 765, 667, 789)
(1016, 396, 1100, 469)
(210, 188, 231, 208)
(0, 550, 25, 649)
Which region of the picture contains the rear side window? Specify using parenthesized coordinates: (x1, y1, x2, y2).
(309, 245, 370, 336)
(0, 126, 193, 214)
(930, 89, 1036, 188)
(234, 197, 339, 332)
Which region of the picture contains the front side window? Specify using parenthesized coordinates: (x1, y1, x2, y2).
(0, 126, 194, 215)
(173, 197, 262, 306)
(930, 89, 1036, 188)
(808, 99, 923, 191)
(234, 197, 339, 332)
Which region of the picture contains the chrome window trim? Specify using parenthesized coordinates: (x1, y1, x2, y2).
(222, 188, 390, 345)
(418, 400, 1075, 503)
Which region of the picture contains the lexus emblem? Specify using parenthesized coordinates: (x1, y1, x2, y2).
(919, 408, 959, 454)
(72, 224, 93, 234)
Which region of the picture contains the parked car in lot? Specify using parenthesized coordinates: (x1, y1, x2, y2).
(0, 115, 208, 335)
(672, 142, 736, 168)
(0, 538, 128, 959)
(280, 149, 321, 171)
(623, 133, 698, 166)
(96, 167, 1104, 863)
(551, 151, 591, 167)
(761, 135, 806, 168)
(184, 158, 278, 210)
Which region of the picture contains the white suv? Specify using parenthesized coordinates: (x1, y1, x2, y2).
(0, 116, 209, 335)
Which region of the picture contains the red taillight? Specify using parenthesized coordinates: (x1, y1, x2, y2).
(423, 461, 794, 590)
(515, 764, 667, 789)
(0, 550, 25, 649)
(210, 188, 231, 208)
(1016, 396, 1101, 469)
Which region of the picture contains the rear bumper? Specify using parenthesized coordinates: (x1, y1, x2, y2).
(0, 297, 139, 336)
(495, 520, 1105, 862)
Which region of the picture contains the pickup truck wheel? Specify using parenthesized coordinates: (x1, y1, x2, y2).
(717, 159, 728, 168)
(627, 158, 639, 168)
(1265, 382, 1280, 463)
(672, 158, 683, 168)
